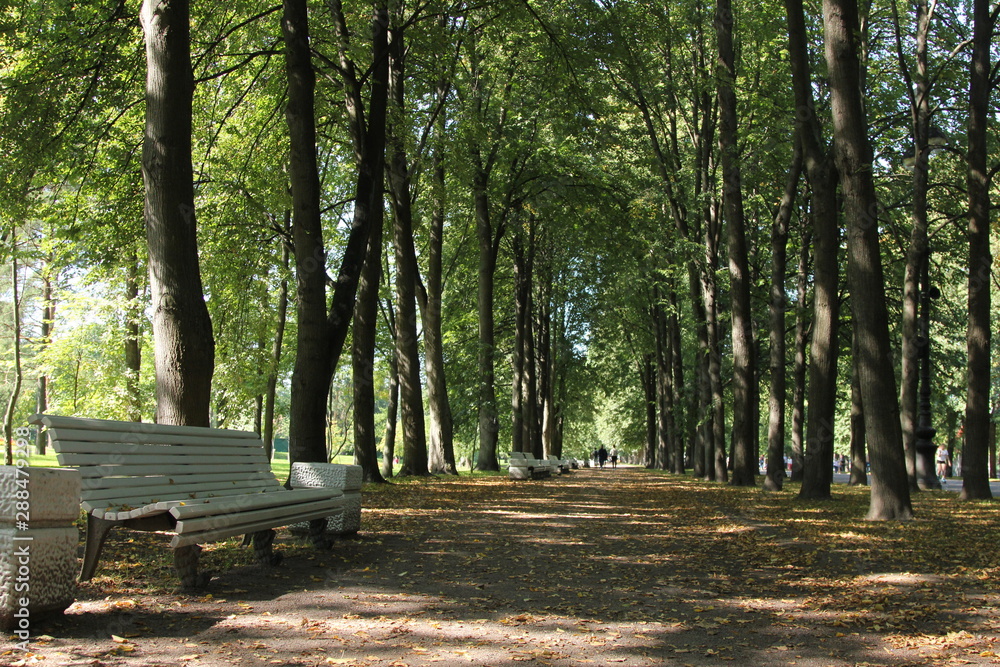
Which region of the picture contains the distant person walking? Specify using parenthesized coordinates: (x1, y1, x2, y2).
(610, 447, 619, 469)
(936, 443, 951, 483)
(598, 446, 608, 468)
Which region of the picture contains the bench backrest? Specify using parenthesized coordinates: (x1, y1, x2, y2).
(31, 414, 282, 513)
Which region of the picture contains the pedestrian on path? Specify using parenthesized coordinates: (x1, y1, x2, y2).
(936, 443, 951, 483)
(598, 445, 608, 468)
(610, 447, 619, 469)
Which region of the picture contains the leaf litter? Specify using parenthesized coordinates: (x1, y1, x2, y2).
(7, 468, 1000, 666)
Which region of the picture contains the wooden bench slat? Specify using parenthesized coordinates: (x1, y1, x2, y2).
(75, 462, 270, 478)
(80, 473, 280, 500)
(46, 427, 262, 448)
(32, 414, 258, 440)
(50, 439, 270, 457)
(81, 479, 283, 511)
(168, 487, 344, 520)
(171, 501, 345, 547)
(125, 485, 316, 521)
(59, 452, 265, 466)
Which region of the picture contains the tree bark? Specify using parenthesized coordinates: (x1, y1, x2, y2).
(823, 0, 912, 520)
(140, 0, 214, 427)
(264, 229, 290, 460)
(3, 252, 22, 466)
(381, 321, 400, 480)
(353, 177, 386, 484)
(124, 252, 142, 423)
(786, 0, 841, 499)
(419, 101, 457, 475)
(386, 10, 428, 477)
(36, 259, 56, 452)
(286, 0, 389, 466)
(849, 325, 868, 485)
(765, 143, 803, 491)
(715, 0, 756, 487)
(789, 222, 810, 482)
(960, 0, 994, 500)
(892, 0, 936, 490)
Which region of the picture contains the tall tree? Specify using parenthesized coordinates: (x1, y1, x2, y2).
(716, 0, 756, 487)
(765, 144, 803, 491)
(386, 0, 428, 477)
(823, 0, 912, 519)
(960, 0, 994, 501)
(140, 0, 214, 427)
(284, 0, 389, 465)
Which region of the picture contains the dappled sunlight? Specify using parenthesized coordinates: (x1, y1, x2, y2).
(25, 467, 1000, 666)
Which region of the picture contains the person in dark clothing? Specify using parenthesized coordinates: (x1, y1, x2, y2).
(598, 446, 608, 468)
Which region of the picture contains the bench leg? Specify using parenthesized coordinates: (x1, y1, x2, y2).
(308, 518, 333, 550)
(174, 544, 211, 590)
(251, 529, 283, 567)
(80, 516, 118, 581)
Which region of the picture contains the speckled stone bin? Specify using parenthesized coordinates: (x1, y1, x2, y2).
(289, 463, 363, 535)
(0, 466, 81, 631)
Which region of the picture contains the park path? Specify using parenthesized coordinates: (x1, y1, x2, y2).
(6, 466, 994, 666)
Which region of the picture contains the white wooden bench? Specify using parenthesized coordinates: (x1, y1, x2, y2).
(30, 414, 346, 589)
(546, 455, 571, 474)
(508, 451, 551, 480)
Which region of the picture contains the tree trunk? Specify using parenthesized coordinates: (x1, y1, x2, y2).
(3, 252, 23, 466)
(960, 0, 994, 500)
(474, 171, 501, 470)
(264, 229, 290, 460)
(381, 327, 400, 480)
(353, 178, 386, 484)
(36, 260, 56, 451)
(420, 103, 457, 475)
(786, 0, 841, 499)
(284, 0, 331, 463)
(790, 222, 811, 482)
(286, 0, 389, 466)
(849, 325, 868, 485)
(702, 199, 727, 483)
(124, 252, 143, 423)
(823, 0, 912, 520)
(669, 293, 686, 474)
(140, 0, 214, 427)
(642, 353, 657, 468)
(892, 0, 936, 490)
(716, 0, 756, 487)
(654, 301, 672, 470)
(386, 13, 428, 477)
(765, 143, 803, 491)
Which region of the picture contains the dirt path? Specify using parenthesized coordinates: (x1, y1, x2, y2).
(5, 467, 998, 666)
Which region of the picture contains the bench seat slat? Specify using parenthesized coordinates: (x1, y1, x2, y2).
(75, 462, 270, 478)
(87, 487, 330, 521)
(168, 487, 343, 520)
(171, 501, 345, 548)
(80, 473, 280, 501)
(81, 481, 285, 516)
(59, 452, 265, 466)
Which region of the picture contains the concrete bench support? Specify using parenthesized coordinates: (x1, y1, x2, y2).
(289, 463, 363, 535)
(0, 466, 81, 631)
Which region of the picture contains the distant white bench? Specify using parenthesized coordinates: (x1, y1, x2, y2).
(508, 451, 552, 480)
(30, 414, 345, 589)
(546, 455, 571, 474)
